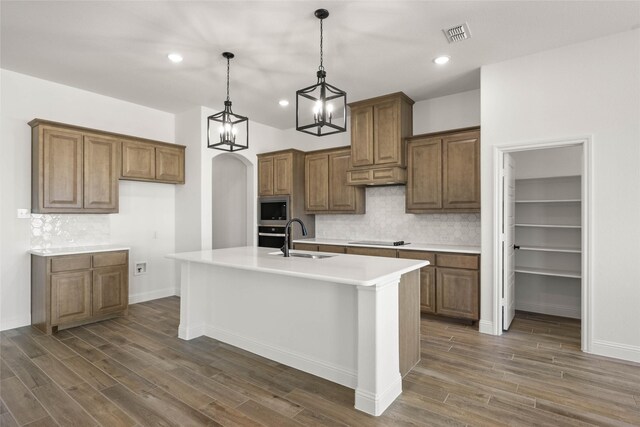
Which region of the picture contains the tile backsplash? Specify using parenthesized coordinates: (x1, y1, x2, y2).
(31, 214, 110, 249)
(315, 186, 480, 245)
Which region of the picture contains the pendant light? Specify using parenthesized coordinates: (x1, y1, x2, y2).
(207, 52, 249, 151)
(296, 9, 347, 137)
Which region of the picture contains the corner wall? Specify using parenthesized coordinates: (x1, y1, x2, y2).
(0, 69, 177, 330)
(480, 29, 640, 361)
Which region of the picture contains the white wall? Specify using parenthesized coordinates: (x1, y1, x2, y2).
(512, 146, 582, 179)
(481, 29, 640, 362)
(212, 154, 248, 249)
(413, 89, 480, 135)
(0, 69, 177, 329)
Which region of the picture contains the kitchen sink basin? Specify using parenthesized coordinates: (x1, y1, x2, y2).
(268, 251, 335, 259)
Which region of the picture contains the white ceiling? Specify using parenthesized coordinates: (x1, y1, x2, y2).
(2, 1, 639, 129)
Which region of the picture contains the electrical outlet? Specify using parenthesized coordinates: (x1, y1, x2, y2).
(134, 262, 147, 276)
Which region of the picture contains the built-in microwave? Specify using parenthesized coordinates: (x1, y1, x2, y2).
(258, 196, 290, 225)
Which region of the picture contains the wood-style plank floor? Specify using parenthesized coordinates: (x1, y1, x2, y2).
(1, 297, 639, 426)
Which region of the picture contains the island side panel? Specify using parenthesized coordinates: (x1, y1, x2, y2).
(355, 277, 403, 416)
(399, 269, 420, 376)
(178, 262, 208, 339)
(197, 265, 359, 388)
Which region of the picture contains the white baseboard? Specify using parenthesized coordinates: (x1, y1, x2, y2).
(478, 319, 495, 335)
(591, 340, 640, 364)
(355, 375, 402, 416)
(178, 323, 205, 340)
(516, 301, 581, 319)
(129, 287, 177, 304)
(205, 325, 357, 389)
(0, 314, 31, 331)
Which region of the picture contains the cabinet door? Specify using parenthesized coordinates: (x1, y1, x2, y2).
(420, 267, 436, 314)
(406, 138, 442, 211)
(156, 146, 185, 183)
(42, 127, 83, 209)
(51, 271, 92, 325)
(122, 140, 155, 180)
(436, 268, 479, 320)
(273, 154, 292, 195)
(329, 150, 358, 211)
(305, 153, 329, 211)
(258, 156, 274, 196)
(83, 135, 119, 211)
(442, 131, 480, 210)
(374, 99, 401, 165)
(93, 266, 128, 317)
(350, 106, 374, 167)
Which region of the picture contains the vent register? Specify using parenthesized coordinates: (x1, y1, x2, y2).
(443, 23, 471, 43)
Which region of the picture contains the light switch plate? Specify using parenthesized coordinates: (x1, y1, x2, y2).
(17, 209, 30, 219)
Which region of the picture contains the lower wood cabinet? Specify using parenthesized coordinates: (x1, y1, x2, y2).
(32, 250, 129, 334)
(436, 267, 479, 320)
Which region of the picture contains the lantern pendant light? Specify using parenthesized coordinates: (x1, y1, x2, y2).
(296, 9, 347, 137)
(207, 52, 249, 151)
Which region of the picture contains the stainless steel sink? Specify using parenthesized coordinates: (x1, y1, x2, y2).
(268, 251, 335, 259)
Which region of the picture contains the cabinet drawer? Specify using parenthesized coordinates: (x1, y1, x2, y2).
(398, 250, 435, 264)
(346, 246, 397, 258)
(51, 255, 92, 273)
(293, 243, 318, 252)
(437, 253, 479, 270)
(318, 244, 346, 254)
(93, 251, 128, 268)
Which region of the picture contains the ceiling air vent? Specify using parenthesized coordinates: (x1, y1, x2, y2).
(443, 23, 471, 43)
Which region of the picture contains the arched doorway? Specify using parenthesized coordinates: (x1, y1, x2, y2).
(211, 154, 251, 249)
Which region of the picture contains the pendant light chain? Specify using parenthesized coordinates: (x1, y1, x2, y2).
(319, 18, 324, 72)
(226, 55, 231, 102)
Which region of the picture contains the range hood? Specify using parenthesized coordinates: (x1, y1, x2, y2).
(345, 92, 414, 186)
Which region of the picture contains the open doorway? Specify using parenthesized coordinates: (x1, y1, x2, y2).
(496, 140, 591, 352)
(211, 154, 251, 249)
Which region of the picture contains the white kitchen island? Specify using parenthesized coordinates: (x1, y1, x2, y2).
(167, 246, 428, 416)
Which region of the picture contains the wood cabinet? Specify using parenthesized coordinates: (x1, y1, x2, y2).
(305, 147, 365, 214)
(121, 139, 185, 184)
(347, 92, 414, 185)
(31, 121, 119, 213)
(257, 150, 304, 197)
(406, 128, 480, 213)
(399, 250, 480, 321)
(31, 250, 129, 334)
(30, 119, 185, 214)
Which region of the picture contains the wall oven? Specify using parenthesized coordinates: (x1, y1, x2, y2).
(257, 196, 289, 248)
(257, 225, 287, 248)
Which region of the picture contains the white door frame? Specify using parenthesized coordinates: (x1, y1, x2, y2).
(492, 137, 592, 352)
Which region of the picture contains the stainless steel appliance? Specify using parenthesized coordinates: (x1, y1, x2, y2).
(258, 196, 289, 225)
(258, 225, 287, 248)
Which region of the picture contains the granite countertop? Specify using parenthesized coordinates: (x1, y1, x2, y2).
(30, 244, 130, 257)
(292, 238, 481, 254)
(167, 246, 428, 287)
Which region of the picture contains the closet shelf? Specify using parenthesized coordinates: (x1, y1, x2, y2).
(516, 224, 581, 229)
(515, 266, 581, 279)
(515, 175, 581, 181)
(517, 245, 581, 254)
(515, 199, 581, 204)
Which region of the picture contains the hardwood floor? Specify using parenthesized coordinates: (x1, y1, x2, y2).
(1, 298, 639, 426)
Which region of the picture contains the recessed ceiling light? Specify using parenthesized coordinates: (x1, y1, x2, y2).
(279, 100, 289, 107)
(433, 55, 450, 65)
(167, 53, 183, 63)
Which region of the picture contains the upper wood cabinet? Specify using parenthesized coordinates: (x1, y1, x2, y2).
(304, 147, 365, 214)
(121, 139, 185, 184)
(347, 92, 414, 186)
(406, 128, 480, 213)
(30, 119, 185, 213)
(257, 150, 303, 197)
(31, 121, 119, 213)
